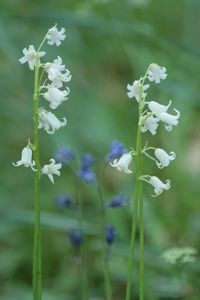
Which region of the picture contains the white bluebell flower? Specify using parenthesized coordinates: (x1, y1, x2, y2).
(38, 108, 67, 134)
(41, 159, 62, 183)
(47, 25, 66, 47)
(148, 100, 171, 114)
(159, 109, 180, 131)
(19, 45, 45, 70)
(13, 145, 36, 171)
(140, 113, 160, 135)
(43, 86, 70, 109)
(127, 80, 149, 102)
(154, 148, 176, 168)
(140, 175, 170, 197)
(110, 152, 133, 174)
(148, 63, 167, 84)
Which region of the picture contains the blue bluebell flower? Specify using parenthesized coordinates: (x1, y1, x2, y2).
(55, 146, 75, 166)
(106, 225, 116, 246)
(107, 193, 128, 209)
(105, 140, 127, 164)
(81, 154, 96, 169)
(69, 230, 83, 248)
(78, 153, 96, 185)
(55, 194, 73, 208)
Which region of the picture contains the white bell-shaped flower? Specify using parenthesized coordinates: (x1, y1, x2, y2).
(43, 86, 69, 109)
(140, 175, 170, 197)
(41, 159, 62, 183)
(127, 80, 149, 103)
(148, 100, 171, 114)
(140, 113, 160, 135)
(47, 25, 66, 46)
(45, 56, 66, 73)
(19, 45, 45, 70)
(147, 64, 167, 83)
(49, 69, 71, 88)
(154, 148, 176, 168)
(110, 152, 133, 174)
(13, 146, 36, 171)
(38, 108, 67, 134)
(159, 109, 180, 131)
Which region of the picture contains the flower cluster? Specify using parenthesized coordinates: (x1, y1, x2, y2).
(110, 63, 180, 197)
(13, 25, 71, 184)
(162, 247, 198, 264)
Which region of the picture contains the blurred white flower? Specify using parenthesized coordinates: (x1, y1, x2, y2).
(13, 146, 36, 171)
(162, 247, 198, 264)
(127, 80, 149, 103)
(148, 100, 171, 114)
(140, 175, 170, 197)
(19, 45, 45, 70)
(110, 152, 133, 174)
(45, 56, 66, 73)
(140, 113, 160, 135)
(154, 148, 176, 168)
(159, 109, 180, 131)
(41, 159, 62, 183)
(148, 64, 167, 83)
(43, 86, 69, 109)
(47, 25, 66, 46)
(38, 108, 67, 134)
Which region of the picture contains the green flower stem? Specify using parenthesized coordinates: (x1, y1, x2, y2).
(137, 79, 146, 300)
(33, 56, 42, 300)
(97, 182, 112, 300)
(72, 163, 89, 300)
(126, 67, 150, 300)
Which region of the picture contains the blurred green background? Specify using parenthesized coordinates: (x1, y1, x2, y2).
(1, 0, 200, 299)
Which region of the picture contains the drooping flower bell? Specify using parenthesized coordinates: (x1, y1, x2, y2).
(148, 100, 171, 114)
(13, 144, 36, 171)
(78, 154, 96, 185)
(43, 86, 70, 109)
(69, 230, 84, 248)
(158, 109, 180, 131)
(154, 148, 176, 169)
(55, 194, 73, 208)
(140, 113, 160, 136)
(106, 225, 117, 246)
(110, 152, 133, 174)
(41, 159, 62, 183)
(38, 108, 67, 134)
(127, 80, 149, 103)
(140, 175, 170, 197)
(55, 146, 75, 166)
(107, 193, 128, 209)
(47, 25, 66, 47)
(147, 63, 167, 84)
(19, 45, 45, 70)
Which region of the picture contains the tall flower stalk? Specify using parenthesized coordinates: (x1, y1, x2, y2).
(97, 181, 113, 300)
(110, 64, 180, 299)
(14, 25, 71, 300)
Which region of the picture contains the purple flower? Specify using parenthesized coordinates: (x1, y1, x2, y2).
(107, 193, 128, 209)
(106, 225, 116, 245)
(69, 230, 83, 248)
(55, 146, 75, 166)
(55, 194, 73, 208)
(81, 154, 96, 169)
(105, 140, 127, 164)
(78, 153, 96, 185)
